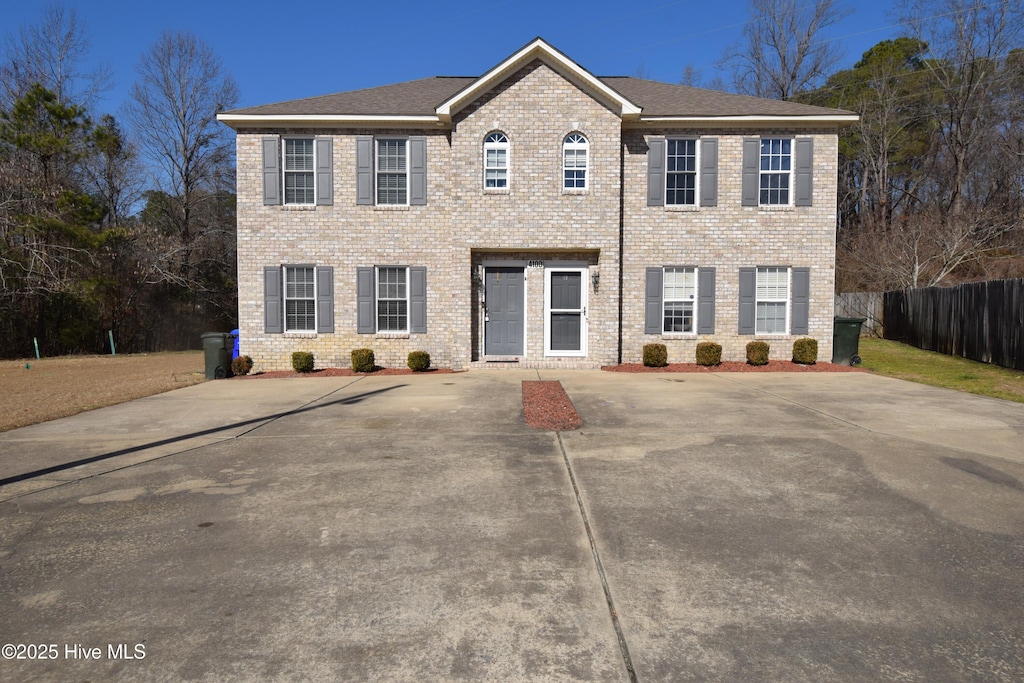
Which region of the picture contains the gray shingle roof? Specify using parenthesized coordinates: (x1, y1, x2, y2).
(224, 74, 852, 119)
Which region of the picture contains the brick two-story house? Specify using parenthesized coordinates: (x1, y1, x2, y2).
(217, 38, 856, 371)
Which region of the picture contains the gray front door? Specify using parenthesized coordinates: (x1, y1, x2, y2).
(484, 267, 524, 356)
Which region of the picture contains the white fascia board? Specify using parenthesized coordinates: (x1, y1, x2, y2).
(435, 38, 641, 122)
(630, 114, 859, 128)
(216, 114, 444, 129)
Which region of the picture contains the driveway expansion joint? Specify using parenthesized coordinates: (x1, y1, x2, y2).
(556, 432, 638, 683)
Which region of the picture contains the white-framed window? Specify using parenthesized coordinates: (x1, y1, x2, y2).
(563, 132, 588, 190)
(483, 131, 508, 189)
(284, 265, 316, 331)
(663, 267, 697, 333)
(284, 138, 315, 205)
(666, 139, 697, 206)
(756, 266, 790, 333)
(759, 138, 792, 206)
(377, 266, 408, 332)
(376, 139, 407, 205)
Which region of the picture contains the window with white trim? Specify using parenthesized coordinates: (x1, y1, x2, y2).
(666, 139, 697, 205)
(759, 138, 792, 205)
(284, 266, 316, 331)
(284, 138, 315, 205)
(377, 139, 407, 205)
(563, 132, 588, 189)
(756, 266, 789, 333)
(663, 267, 697, 333)
(377, 266, 408, 332)
(483, 132, 508, 189)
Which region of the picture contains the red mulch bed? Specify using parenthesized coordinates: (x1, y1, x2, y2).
(522, 380, 584, 431)
(603, 360, 864, 373)
(234, 367, 458, 379)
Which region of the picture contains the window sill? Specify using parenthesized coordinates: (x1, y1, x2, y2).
(374, 332, 410, 339)
(662, 332, 697, 338)
(484, 188, 510, 195)
(561, 188, 589, 196)
(665, 204, 700, 212)
(374, 204, 411, 211)
(284, 332, 317, 338)
(758, 204, 795, 212)
(282, 204, 316, 211)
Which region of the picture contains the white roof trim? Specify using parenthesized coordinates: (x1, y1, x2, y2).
(217, 113, 443, 129)
(633, 114, 859, 127)
(435, 38, 642, 122)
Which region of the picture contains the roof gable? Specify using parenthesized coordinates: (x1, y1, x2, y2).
(435, 38, 641, 123)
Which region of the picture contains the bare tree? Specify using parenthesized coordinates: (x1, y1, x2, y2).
(124, 31, 238, 281)
(0, 2, 112, 110)
(722, 0, 851, 99)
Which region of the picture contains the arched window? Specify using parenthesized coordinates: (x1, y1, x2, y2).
(563, 132, 588, 189)
(483, 131, 509, 189)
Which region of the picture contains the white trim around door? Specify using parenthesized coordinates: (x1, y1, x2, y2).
(544, 266, 588, 357)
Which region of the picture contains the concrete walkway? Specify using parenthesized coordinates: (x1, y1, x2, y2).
(1, 371, 1022, 681)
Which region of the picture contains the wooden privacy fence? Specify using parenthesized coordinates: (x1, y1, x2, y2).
(882, 278, 1024, 371)
(834, 292, 884, 337)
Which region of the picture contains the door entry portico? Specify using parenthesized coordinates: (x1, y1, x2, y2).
(484, 267, 525, 356)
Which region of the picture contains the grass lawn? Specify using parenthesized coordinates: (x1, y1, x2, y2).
(859, 338, 1024, 404)
(0, 352, 205, 432)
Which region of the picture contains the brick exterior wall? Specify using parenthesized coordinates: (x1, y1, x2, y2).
(234, 61, 838, 371)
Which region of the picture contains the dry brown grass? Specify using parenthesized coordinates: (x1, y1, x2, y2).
(0, 352, 205, 432)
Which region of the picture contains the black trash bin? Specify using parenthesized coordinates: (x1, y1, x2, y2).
(201, 332, 232, 379)
(832, 317, 866, 366)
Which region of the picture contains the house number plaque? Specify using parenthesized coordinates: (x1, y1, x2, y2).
(528, 260, 544, 269)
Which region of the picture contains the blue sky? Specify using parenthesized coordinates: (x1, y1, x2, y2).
(4, 0, 906, 114)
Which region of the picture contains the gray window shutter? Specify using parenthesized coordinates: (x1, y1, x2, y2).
(262, 136, 281, 205)
(410, 266, 427, 333)
(356, 267, 375, 333)
(264, 267, 283, 333)
(315, 137, 333, 206)
(647, 137, 665, 206)
(409, 136, 427, 206)
(791, 267, 810, 334)
(699, 138, 718, 207)
(356, 136, 373, 205)
(794, 138, 813, 206)
(644, 267, 663, 334)
(738, 267, 756, 334)
(741, 138, 760, 207)
(697, 267, 716, 334)
(316, 266, 334, 333)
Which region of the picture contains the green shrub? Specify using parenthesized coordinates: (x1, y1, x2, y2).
(351, 348, 375, 373)
(231, 355, 253, 376)
(291, 351, 314, 373)
(643, 343, 668, 367)
(746, 341, 769, 366)
(792, 338, 818, 365)
(696, 341, 722, 366)
(407, 351, 431, 372)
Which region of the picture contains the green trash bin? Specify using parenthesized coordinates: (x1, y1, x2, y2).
(201, 332, 232, 379)
(832, 317, 866, 366)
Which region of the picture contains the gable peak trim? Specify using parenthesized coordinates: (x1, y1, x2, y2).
(435, 38, 641, 123)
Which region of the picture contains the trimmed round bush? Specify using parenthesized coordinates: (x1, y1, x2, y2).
(643, 343, 668, 368)
(231, 355, 253, 376)
(292, 351, 314, 373)
(407, 351, 431, 372)
(792, 338, 818, 365)
(695, 341, 722, 367)
(351, 348, 375, 373)
(746, 341, 769, 366)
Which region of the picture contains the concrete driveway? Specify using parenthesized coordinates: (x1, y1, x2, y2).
(1, 371, 1022, 681)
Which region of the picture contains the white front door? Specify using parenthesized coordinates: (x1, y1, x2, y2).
(545, 268, 587, 356)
